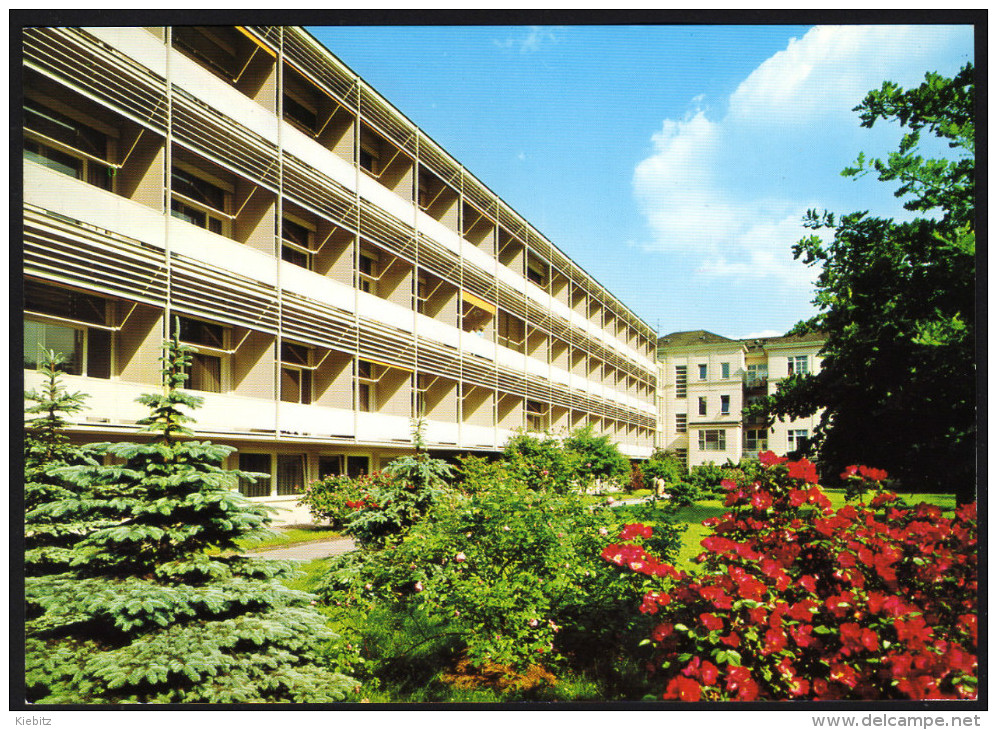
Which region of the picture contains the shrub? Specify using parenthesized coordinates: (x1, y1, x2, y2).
(642, 449, 685, 486)
(320, 482, 680, 690)
(629, 464, 646, 494)
(601, 452, 977, 701)
(24, 330, 357, 703)
(503, 430, 579, 493)
(663, 481, 700, 508)
(563, 425, 630, 485)
(298, 423, 454, 549)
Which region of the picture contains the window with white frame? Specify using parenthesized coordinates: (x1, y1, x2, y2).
(281, 216, 314, 270)
(318, 455, 344, 479)
(745, 428, 768, 453)
(746, 363, 768, 384)
(280, 342, 313, 405)
(698, 396, 707, 416)
(721, 362, 730, 379)
(170, 164, 230, 235)
(24, 98, 113, 191)
(358, 247, 379, 294)
(787, 429, 810, 453)
(525, 399, 548, 432)
(720, 394, 730, 415)
(698, 363, 707, 380)
(175, 316, 229, 393)
(23, 281, 111, 378)
(356, 359, 377, 412)
(699, 429, 726, 451)
(788, 355, 809, 376)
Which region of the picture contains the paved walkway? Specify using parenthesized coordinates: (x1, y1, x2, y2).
(247, 536, 356, 562)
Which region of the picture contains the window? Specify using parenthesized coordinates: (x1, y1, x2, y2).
(720, 395, 730, 415)
(675, 413, 687, 433)
(357, 360, 376, 412)
(497, 311, 525, 353)
(698, 397, 707, 416)
(745, 429, 768, 453)
(24, 99, 112, 190)
(281, 217, 313, 270)
(698, 363, 707, 380)
(788, 355, 809, 376)
(674, 366, 687, 398)
(359, 128, 381, 175)
(699, 429, 727, 451)
(526, 400, 547, 432)
(746, 364, 768, 385)
(787, 429, 810, 454)
(318, 456, 344, 479)
(346, 455, 369, 479)
(23, 282, 110, 378)
(358, 249, 379, 294)
(283, 92, 317, 133)
(276, 454, 306, 496)
(175, 316, 228, 393)
(721, 362, 730, 379)
(238, 453, 271, 497)
(280, 342, 312, 405)
(171, 165, 229, 235)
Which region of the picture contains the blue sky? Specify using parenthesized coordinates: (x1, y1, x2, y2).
(307, 24, 974, 339)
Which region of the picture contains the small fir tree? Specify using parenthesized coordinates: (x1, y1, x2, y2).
(24, 330, 357, 703)
(24, 350, 104, 577)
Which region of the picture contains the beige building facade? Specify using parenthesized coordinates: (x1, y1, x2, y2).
(656, 330, 824, 470)
(22, 26, 658, 524)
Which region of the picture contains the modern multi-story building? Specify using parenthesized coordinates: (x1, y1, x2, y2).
(655, 330, 824, 470)
(21, 26, 658, 523)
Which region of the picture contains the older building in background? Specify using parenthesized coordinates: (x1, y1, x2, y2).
(656, 330, 824, 470)
(22, 26, 658, 523)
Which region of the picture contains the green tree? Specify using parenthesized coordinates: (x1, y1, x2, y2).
(24, 350, 104, 577)
(563, 424, 630, 485)
(24, 329, 356, 703)
(502, 430, 579, 493)
(754, 64, 975, 502)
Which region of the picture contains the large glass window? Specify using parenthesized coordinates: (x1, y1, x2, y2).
(699, 429, 726, 451)
(23, 281, 110, 378)
(24, 320, 83, 374)
(238, 453, 271, 497)
(23, 99, 112, 190)
(357, 360, 376, 412)
(281, 343, 312, 405)
(174, 316, 228, 393)
(276, 454, 306, 496)
(745, 429, 768, 453)
(281, 217, 313, 270)
(358, 249, 379, 294)
(787, 429, 810, 454)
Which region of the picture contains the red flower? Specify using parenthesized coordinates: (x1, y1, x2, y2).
(720, 478, 738, 491)
(619, 523, 653, 540)
(788, 489, 807, 507)
(725, 666, 760, 701)
(651, 622, 674, 642)
(789, 624, 815, 648)
(858, 465, 888, 482)
(830, 663, 858, 688)
(759, 451, 788, 466)
(751, 490, 774, 510)
(787, 458, 819, 484)
(840, 465, 859, 479)
(700, 613, 724, 632)
(762, 627, 788, 655)
(663, 675, 701, 702)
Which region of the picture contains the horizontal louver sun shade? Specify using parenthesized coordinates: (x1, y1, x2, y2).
(525, 374, 552, 403)
(459, 259, 496, 302)
(496, 284, 528, 321)
(416, 234, 462, 288)
(461, 354, 495, 391)
(357, 319, 415, 371)
(23, 27, 168, 133)
(415, 337, 462, 380)
(242, 26, 281, 51)
(171, 86, 280, 192)
(358, 84, 418, 158)
(282, 27, 357, 104)
(494, 367, 526, 398)
(418, 135, 462, 190)
(282, 153, 358, 232)
(358, 201, 417, 263)
(282, 292, 357, 353)
(171, 254, 278, 333)
(462, 177, 498, 219)
(23, 205, 168, 306)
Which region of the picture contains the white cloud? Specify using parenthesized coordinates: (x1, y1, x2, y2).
(494, 26, 559, 54)
(740, 329, 783, 339)
(633, 24, 970, 288)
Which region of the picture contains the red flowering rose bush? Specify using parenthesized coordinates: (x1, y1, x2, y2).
(602, 453, 978, 701)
